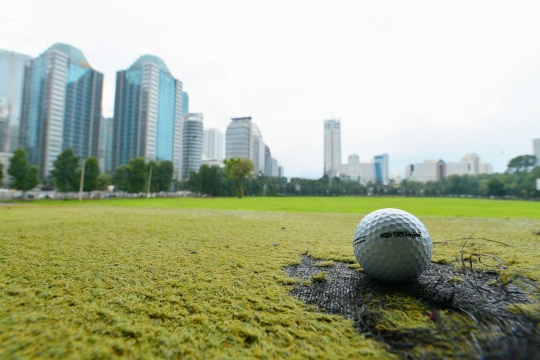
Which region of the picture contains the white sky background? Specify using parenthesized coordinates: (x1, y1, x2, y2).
(2, 0, 540, 179)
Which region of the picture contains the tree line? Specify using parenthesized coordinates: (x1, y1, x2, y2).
(3, 150, 539, 199)
(185, 155, 540, 199)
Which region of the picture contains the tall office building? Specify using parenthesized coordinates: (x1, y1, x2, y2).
(534, 139, 540, 167)
(264, 145, 272, 176)
(405, 160, 445, 183)
(182, 92, 189, 116)
(324, 119, 341, 178)
(203, 128, 224, 162)
(20, 43, 103, 179)
(251, 123, 265, 175)
(182, 113, 203, 179)
(0, 49, 32, 153)
(225, 117, 252, 159)
(278, 166, 284, 178)
(461, 153, 480, 175)
(112, 55, 183, 179)
(99, 117, 114, 173)
(479, 163, 494, 174)
(373, 154, 389, 184)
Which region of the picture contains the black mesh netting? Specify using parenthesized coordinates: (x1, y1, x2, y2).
(284, 255, 540, 359)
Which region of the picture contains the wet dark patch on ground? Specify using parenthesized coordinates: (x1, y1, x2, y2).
(285, 255, 540, 359)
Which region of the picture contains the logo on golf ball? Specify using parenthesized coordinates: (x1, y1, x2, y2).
(379, 231, 422, 239)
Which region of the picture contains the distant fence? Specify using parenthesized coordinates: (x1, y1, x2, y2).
(0, 190, 193, 201)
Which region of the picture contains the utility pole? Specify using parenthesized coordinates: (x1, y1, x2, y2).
(146, 165, 153, 198)
(79, 159, 85, 201)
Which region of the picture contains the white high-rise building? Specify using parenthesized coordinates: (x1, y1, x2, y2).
(182, 113, 203, 180)
(461, 153, 480, 175)
(534, 139, 540, 167)
(203, 128, 224, 162)
(405, 160, 445, 183)
(225, 117, 252, 160)
(479, 163, 494, 174)
(251, 124, 265, 175)
(446, 162, 473, 176)
(324, 119, 341, 178)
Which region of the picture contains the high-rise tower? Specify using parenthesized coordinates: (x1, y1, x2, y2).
(182, 113, 203, 179)
(225, 117, 253, 160)
(0, 49, 32, 153)
(20, 43, 103, 179)
(112, 55, 183, 179)
(203, 128, 224, 162)
(324, 119, 341, 178)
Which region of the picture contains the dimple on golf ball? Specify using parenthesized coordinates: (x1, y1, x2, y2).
(352, 208, 432, 282)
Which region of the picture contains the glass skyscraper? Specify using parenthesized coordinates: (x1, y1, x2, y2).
(373, 154, 389, 184)
(0, 49, 32, 153)
(20, 43, 103, 179)
(182, 113, 203, 180)
(112, 55, 183, 180)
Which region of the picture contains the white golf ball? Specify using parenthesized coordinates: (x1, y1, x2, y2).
(352, 208, 432, 282)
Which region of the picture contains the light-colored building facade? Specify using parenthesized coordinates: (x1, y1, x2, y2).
(251, 124, 265, 175)
(225, 117, 252, 160)
(99, 117, 114, 173)
(271, 158, 279, 177)
(182, 92, 189, 116)
(0, 152, 11, 187)
(446, 162, 472, 177)
(278, 166, 284, 178)
(340, 154, 385, 185)
(0, 49, 32, 153)
(264, 145, 272, 176)
(461, 153, 480, 175)
(112, 55, 183, 179)
(182, 113, 203, 179)
(324, 119, 341, 178)
(405, 160, 445, 183)
(534, 139, 540, 167)
(479, 163, 494, 174)
(20, 43, 103, 179)
(203, 128, 224, 163)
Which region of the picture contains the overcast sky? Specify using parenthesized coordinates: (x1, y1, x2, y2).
(2, 0, 540, 178)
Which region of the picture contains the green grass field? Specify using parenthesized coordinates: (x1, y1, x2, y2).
(35, 196, 540, 218)
(1, 198, 539, 358)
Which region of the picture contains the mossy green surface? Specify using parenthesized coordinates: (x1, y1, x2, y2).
(1, 204, 539, 358)
(31, 196, 540, 218)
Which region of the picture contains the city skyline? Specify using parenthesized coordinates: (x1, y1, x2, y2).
(2, 0, 540, 178)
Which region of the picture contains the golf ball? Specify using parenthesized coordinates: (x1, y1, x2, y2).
(352, 208, 432, 282)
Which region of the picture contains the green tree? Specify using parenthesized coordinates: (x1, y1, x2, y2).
(98, 174, 111, 191)
(112, 165, 130, 191)
(52, 148, 80, 193)
(0, 162, 3, 184)
(223, 158, 254, 198)
(82, 157, 100, 192)
(506, 155, 536, 174)
(8, 148, 39, 193)
(156, 160, 174, 191)
(127, 158, 147, 193)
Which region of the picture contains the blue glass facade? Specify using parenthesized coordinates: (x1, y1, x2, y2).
(156, 72, 175, 161)
(113, 55, 183, 179)
(0, 49, 32, 153)
(20, 43, 103, 179)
